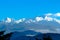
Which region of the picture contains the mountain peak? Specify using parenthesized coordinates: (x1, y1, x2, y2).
(5, 17, 12, 23)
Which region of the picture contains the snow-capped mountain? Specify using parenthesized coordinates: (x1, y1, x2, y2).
(0, 13, 60, 34)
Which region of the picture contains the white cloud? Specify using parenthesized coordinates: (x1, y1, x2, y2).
(15, 19, 22, 23)
(44, 16, 53, 21)
(34, 29, 50, 33)
(45, 13, 53, 16)
(54, 13, 60, 17)
(25, 19, 36, 23)
(45, 13, 60, 17)
(56, 28, 60, 33)
(54, 18, 60, 24)
(26, 35, 35, 36)
(35, 17, 43, 22)
(15, 18, 25, 23)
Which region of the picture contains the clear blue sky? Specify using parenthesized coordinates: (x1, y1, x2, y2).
(0, 0, 60, 19)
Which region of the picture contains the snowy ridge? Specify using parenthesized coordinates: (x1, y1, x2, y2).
(0, 13, 60, 34)
(2, 13, 60, 24)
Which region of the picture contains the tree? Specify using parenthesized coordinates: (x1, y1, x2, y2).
(35, 37, 41, 40)
(43, 34, 52, 40)
(0, 31, 5, 40)
(0, 31, 13, 40)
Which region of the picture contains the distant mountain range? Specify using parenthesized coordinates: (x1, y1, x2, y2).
(0, 16, 60, 34)
(0, 14, 60, 40)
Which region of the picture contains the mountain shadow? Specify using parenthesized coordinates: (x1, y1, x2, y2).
(43, 34, 52, 40)
(0, 30, 60, 40)
(0, 31, 13, 40)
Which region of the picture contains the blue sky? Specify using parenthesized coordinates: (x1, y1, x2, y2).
(0, 0, 60, 19)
